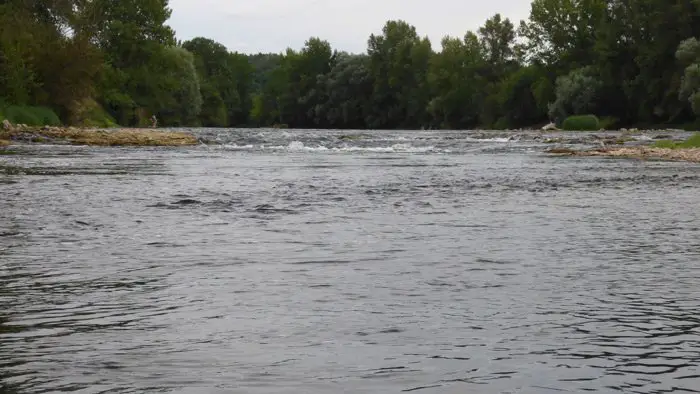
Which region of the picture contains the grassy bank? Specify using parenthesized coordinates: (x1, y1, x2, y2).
(0, 126, 198, 146)
(0, 105, 61, 127)
(652, 133, 700, 149)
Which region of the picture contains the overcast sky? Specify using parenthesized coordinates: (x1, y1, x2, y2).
(168, 0, 532, 54)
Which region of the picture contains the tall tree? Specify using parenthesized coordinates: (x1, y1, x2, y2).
(427, 33, 487, 129)
(184, 37, 253, 127)
(314, 53, 374, 129)
(367, 20, 432, 129)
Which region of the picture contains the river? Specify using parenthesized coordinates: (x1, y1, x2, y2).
(1, 129, 700, 393)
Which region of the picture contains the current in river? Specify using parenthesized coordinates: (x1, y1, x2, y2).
(1, 129, 700, 393)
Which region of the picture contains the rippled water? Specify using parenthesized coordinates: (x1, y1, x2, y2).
(2, 129, 700, 393)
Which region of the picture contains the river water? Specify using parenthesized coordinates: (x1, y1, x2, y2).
(1, 129, 700, 393)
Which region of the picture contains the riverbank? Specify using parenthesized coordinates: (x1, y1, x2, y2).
(547, 146, 700, 163)
(582, 146, 700, 163)
(0, 125, 198, 146)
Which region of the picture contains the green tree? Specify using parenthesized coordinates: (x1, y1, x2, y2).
(479, 14, 516, 69)
(253, 38, 335, 127)
(314, 53, 374, 128)
(677, 38, 700, 116)
(367, 20, 433, 129)
(183, 37, 253, 127)
(122, 46, 202, 126)
(494, 66, 549, 128)
(548, 66, 602, 122)
(90, 0, 177, 125)
(519, 0, 606, 68)
(427, 33, 486, 129)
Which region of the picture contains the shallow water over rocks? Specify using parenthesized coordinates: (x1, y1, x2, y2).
(1, 129, 700, 393)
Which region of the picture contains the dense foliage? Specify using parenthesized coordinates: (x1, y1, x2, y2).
(3, 0, 700, 129)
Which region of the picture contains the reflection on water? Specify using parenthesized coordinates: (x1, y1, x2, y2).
(1, 130, 700, 393)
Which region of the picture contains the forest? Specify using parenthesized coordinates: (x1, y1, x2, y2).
(2, 0, 700, 130)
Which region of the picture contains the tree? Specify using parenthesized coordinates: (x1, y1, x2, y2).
(367, 20, 433, 129)
(494, 66, 549, 128)
(0, 1, 102, 121)
(253, 37, 336, 128)
(548, 66, 602, 122)
(427, 33, 487, 129)
(314, 53, 374, 128)
(479, 14, 516, 68)
(88, 0, 175, 67)
(126, 46, 202, 126)
(519, 0, 606, 68)
(183, 37, 253, 126)
(677, 38, 700, 116)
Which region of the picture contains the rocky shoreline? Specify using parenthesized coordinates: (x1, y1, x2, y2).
(0, 123, 198, 147)
(547, 146, 700, 163)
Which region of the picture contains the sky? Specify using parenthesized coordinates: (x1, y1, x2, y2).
(168, 0, 532, 54)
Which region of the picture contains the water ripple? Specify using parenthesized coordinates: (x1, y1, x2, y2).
(1, 130, 700, 393)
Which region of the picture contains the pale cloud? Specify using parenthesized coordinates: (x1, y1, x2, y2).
(168, 0, 532, 54)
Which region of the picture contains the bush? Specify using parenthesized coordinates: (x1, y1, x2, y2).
(2, 105, 61, 126)
(562, 114, 600, 131)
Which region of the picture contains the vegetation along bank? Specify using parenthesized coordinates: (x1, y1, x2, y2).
(3, 0, 700, 132)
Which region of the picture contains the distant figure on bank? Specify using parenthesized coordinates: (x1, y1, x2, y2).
(150, 115, 158, 128)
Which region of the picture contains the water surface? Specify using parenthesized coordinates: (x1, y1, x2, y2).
(1, 129, 700, 393)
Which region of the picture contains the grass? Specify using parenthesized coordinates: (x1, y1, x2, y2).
(2, 105, 61, 126)
(71, 99, 119, 128)
(562, 115, 600, 131)
(652, 133, 700, 149)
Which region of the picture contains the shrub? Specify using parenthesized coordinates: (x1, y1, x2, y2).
(562, 114, 600, 131)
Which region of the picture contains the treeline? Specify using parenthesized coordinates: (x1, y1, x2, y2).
(3, 0, 700, 130)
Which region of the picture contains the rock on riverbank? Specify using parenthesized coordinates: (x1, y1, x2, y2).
(0, 123, 198, 147)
